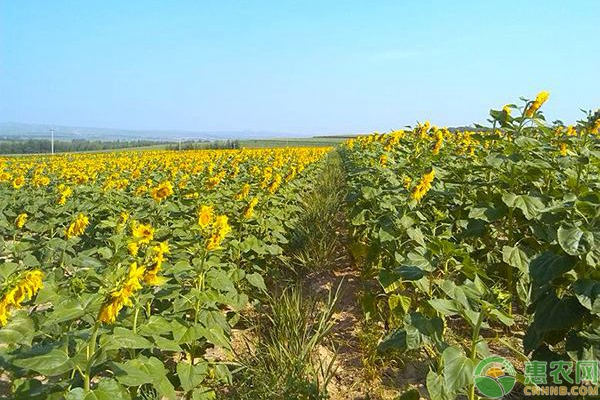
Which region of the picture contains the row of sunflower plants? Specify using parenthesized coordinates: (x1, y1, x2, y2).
(0, 147, 331, 399)
(340, 94, 600, 399)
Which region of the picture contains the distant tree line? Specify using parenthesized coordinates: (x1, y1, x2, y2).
(166, 140, 240, 150)
(0, 139, 172, 154)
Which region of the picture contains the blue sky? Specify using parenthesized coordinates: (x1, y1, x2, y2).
(1, 1, 599, 135)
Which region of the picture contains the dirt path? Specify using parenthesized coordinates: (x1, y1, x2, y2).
(305, 263, 366, 399)
(295, 187, 383, 399)
(299, 153, 429, 400)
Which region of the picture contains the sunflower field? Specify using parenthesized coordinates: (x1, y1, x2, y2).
(1, 93, 600, 400)
(341, 94, 600, 399)
(0, 147, 330, 399)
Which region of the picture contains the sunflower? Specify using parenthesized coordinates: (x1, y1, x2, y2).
(66, 213, 90, 239)
(0, 270, 44, 326)
(150, 181, 174, 202)
(243, 197, 259, 219)
(15, 213, 28, 229)
(98, 262, 146, 324)
(559, 142, 568, 156)
(411, 169, 435, 202)
(132, 222, 154, 244)
(12, 176, 25, 189)
(267, 174, 282, 194)
(235, 183, 251, 200)
(57, 185, 73, 205)
(206, 215, 231, 251)
(525, 91, 550, 117)
(432, 130, 443, 155)
(119, 211, 130, 225)
(285, 167, 297, 182)
(144, 241, 170, 286)
(198, 205, 214, 229)
(128, 241, 140, 256)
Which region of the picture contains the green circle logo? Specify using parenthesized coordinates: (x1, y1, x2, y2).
(473, 356, 516, 398)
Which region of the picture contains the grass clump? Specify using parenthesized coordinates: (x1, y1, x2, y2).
(224, 285, 339, 400)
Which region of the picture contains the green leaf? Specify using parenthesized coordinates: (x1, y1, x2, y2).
(172, 260, 193, 275)
(74, 255, 103, 269)
(97, 247, 113, 260)
(530, 251, 578, 285)
(13, 348, 73, 376)
(403, 312, 444, 350)
(139, 315, 173, 337)
(66, 388, 85, 400)
(113, 359, 155, 386)
(172, 321, 205, 344)
(177, 362, 208, 392)
(409, 312, 444, 340)
(557, 225, 593, 256)
(114, 357, 173, 399)
(502, 193, 545, 220)
(406, 227, 426, 246)
(442, 346, 474, 392)
(475, 339, 491, 359)
(0, 311, 34, 346)
(468, 205, 505, 222)
(192, 388, 216, 400)
(531, 291, 586, 333)
(378, 226, 396, 242)
(22, 254, 40, 267)
(44, 299, 85, 325)
(399, 388, 420, 400)
(426, 370, 451, 400)
(246, 272, 266, 292)
(377, 329, 407, 353)
(389, 294, 411, 315)
(0, 262, 19, 281)
(266, 244, 283, 255)
(438, 279, 472, 308)
(146, 357, 176, 400)
(395, 266, 425, 281)
(428, 299, 459, 316)
(361, 186, 380, 200)
(573, 279, 600, 314)
(406, 250, 434, 271)
(514, 136, 541, 147)
(100, 327, 153, 350)
(239, 235, 267, 255)
(213, 363, 232, 384)
(378, 269, 403, 294)
(11, 378, 49, 400)
(85, 379, 130, 400)
(502, 246, 529, 272)
(153, 335, 183, 352)
(488, 308, 514, 326)
(198, 325, 230, 350)
(206, 269, 235, 292)
(350, 209, 367, 225)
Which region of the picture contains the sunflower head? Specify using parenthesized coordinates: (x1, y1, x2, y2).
(198, 205, 214, 229)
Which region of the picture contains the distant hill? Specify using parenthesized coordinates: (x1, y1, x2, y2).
(0, 122, 291, 141)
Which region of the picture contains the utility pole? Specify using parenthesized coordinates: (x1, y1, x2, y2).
(178, 138, 181, 151)
(50, 128, 55, 155)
